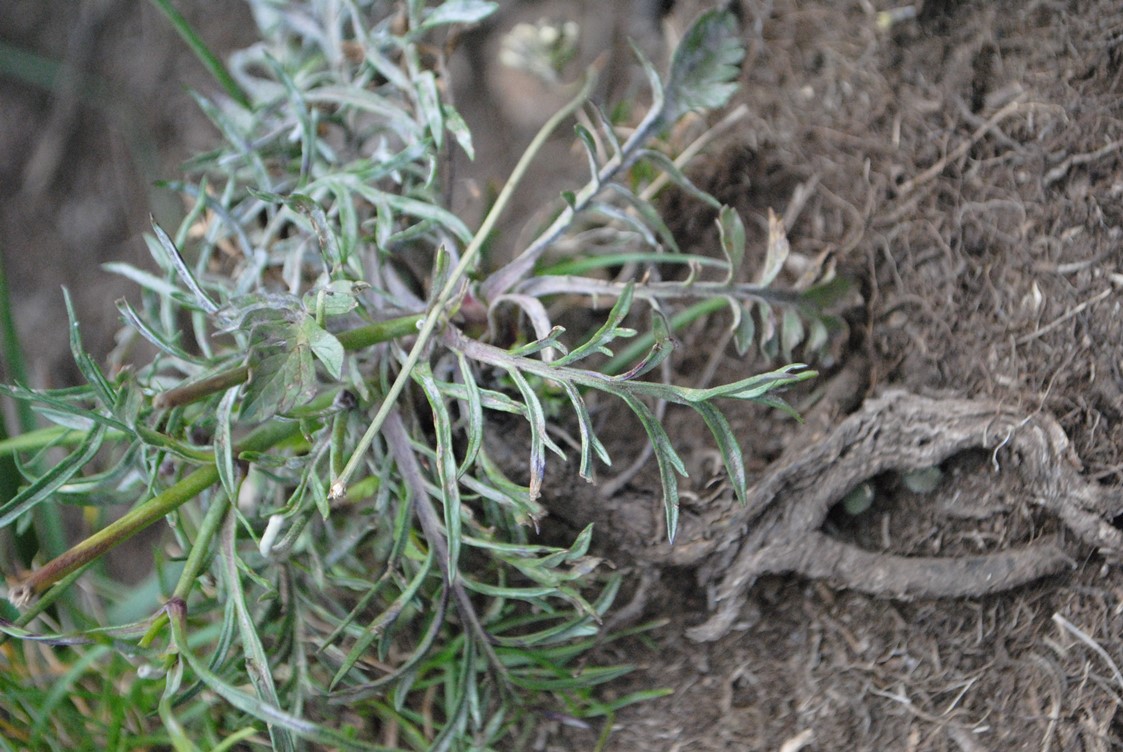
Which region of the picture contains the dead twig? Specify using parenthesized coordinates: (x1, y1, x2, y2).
(1015, 287, 1114, 345)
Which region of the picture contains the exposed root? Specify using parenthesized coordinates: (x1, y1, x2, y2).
(685, 390, 1123, 642)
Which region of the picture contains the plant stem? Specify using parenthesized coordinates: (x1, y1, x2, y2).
(153, 366, 249, 409)
(137, 492, 232, 648)
(11, 466, 218, 605)
(0, 427, 85, 457)
(328, 72, 597, 499)
(11, 395, 331, 606)
(154, 312, 423, 409)
(480, 68, 666, 301)
(603, 297, 726, 375)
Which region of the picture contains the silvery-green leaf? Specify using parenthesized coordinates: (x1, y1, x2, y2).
(455, 352, 484, 477)
(418, 0, 498, 31)
(0, 423, 107, 529)
(286, 193, 342, 269)
(214, 387, 239, 501)
(560, 381, 611, 481)
(639, 149, 721, 209)
(115, 298, 195, 361)
(607, 184, 680, 254)
(575, 123, 601, 182)
(662, 10, 744, 124)
(553, 282, 637, 366)
(150, 219, 219, 313)
(781, 307, 805, 360)
(415, 365, 462, 573)
(302, 319, 344, 380)
(730, 299, 755, 356)
(414, 69, 444, 150)
(504, 368, 566, 500)
(717, 206, 746, 284)
(585, 200, 659, 248)
(63, 289, 116, 409)
(621, 394, 686, 542)
(613, 309, 675, 382)
(444, 105, 475, 159)
(681, 363, 815, 403)
(692, 401, 746, 506)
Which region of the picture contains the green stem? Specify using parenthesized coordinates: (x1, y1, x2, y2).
(0, 427, 83, 456)
(12, 466, 218, 604)
(333, 314, 423, 351)
(154, 312, 423, 409)
(12, 395, 331, 606)
(153, 366, 249, 409)
(329, 73, 597, 499)
(137, 492, 232, 648)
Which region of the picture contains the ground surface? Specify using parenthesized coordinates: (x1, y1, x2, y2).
(5, 1, 1123, 750)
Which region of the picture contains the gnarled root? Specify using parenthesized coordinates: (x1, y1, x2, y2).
(686, 390, 1123, 642)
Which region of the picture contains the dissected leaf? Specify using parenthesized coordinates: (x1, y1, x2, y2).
(639, 149, 722, 209)
(415, 364, 463, 573)
(414, 69, 444, 150)
(288, 193, 343, 269)
(150, 219, 219, 313)
(613, 308, 676, 381)
(116, 298, 196, 361)
(63, 289, 117, 410)
(662, 10, 744, 124)
(418, 0, 498, 31)
(503, 368, 566, 500)
(241, 345, 316, 421)
(621, 395, 686, 542)
(444, 105, 476, 159)
(552, 282, 637, 367)
(0, 423, 107, 528)
(575, 123, 600, 182)
(302, 318, 344, 380)
(692, 401, 746, 506)
(559, 381, 611, 481)
(607, 183, 681, 254)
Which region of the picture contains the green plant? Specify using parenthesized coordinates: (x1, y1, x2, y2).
(0, 3, 834, 749)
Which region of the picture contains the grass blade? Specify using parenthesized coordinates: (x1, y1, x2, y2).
(147, 0, 250, 108)
(219, 514, 296, 752)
